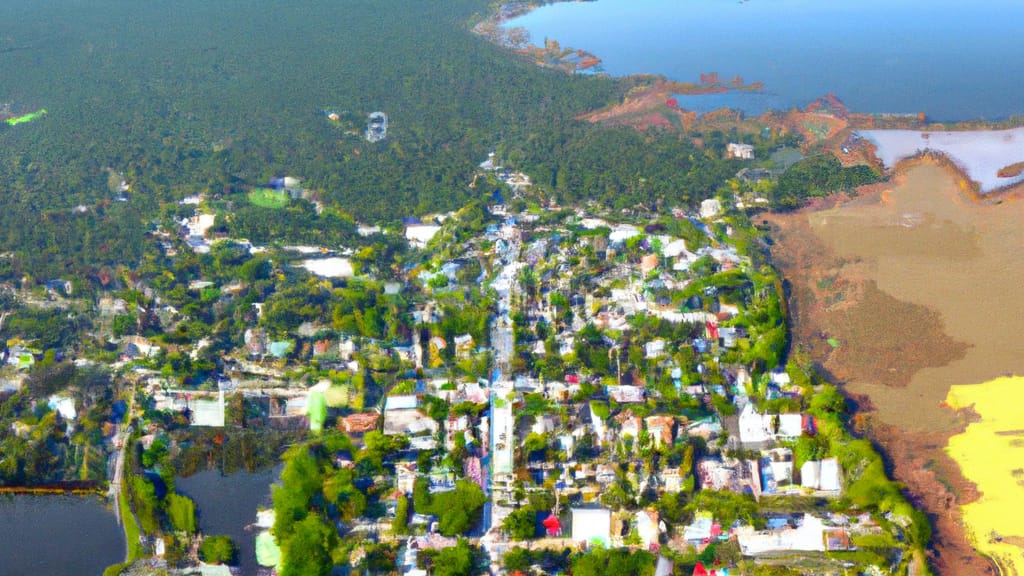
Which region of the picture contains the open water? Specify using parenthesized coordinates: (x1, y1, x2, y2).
(0, 494, 123, 576)
(505, 0, 1024, 121)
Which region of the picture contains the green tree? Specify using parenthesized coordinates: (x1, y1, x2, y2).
(429, 480, 487, 536)
(112, 313, 137, 337)
(503, 547, 534, 572)
(392, 494, 410, 535)
(281, 515, 336, 576)
(433, 539, 474, 576)
(166, 493, 197, 534)
(503, 506, 537, 541)
(199, 535, 237, 565)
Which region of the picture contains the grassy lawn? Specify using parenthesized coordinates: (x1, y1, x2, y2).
(248, 187, 290, 208)
(324, 384, 350, 408)
(120, 475, 144, 562)
(103, 474, 144, 576)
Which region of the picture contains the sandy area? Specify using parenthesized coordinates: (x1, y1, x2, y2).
(808, 164, 1024, 430)
(768, 161, 1024, 575)
(947, 376, 1024, 575)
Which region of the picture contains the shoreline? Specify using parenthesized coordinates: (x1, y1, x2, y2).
(481, 1, 1024, 127)
(0, 482, 105, 496)
(766, 159, 1024, 575)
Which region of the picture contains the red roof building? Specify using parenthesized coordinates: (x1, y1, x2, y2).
(542, 513, 562, 537)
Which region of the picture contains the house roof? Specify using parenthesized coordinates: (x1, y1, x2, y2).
(385, 395, 419, 411)
(340, 412, 380, 433)
(542, 513, 562, 535)
(571, 508, 611, 545)
(683, 515, 714, 542)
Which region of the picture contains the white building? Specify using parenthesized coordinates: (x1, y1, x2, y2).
(48, 396, 77, 421)
(736, 514, 827, 556)
(700, 198, 722, 220)
(727, 142, 755, 160)
(738, 404, 803, 445)
(571, 508, 611, 546)
(300, 257, 354, 278)
(801, 458, 842, 493)
(405, 224, 442, 249)
(636, 510, 662, 548)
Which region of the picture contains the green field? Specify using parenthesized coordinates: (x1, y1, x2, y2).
(248, 188, 290, 209)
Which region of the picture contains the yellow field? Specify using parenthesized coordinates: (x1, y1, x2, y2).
(946, 376, 1024, 575)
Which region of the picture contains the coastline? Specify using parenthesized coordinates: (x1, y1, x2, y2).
(480, 1, 1024, 130)
(766, 160, 1024, 575)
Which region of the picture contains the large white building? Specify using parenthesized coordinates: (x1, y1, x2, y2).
(736, 514, 826, 556)
(801, 458, 842, 493)
(571, 508, 611, 546)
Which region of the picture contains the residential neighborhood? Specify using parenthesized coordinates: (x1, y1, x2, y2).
(0, 154, 923, 576)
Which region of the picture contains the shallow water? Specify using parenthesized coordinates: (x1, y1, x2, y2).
(506, 0, 1024, 121)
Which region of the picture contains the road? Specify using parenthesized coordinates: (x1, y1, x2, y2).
(481, 228, 521, 572)
(108, 380, 136, 535)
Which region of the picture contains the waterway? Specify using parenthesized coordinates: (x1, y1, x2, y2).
(505, 0, 1024, 121)
(0, 494, 124, 576)
(177, 465, 281, 576)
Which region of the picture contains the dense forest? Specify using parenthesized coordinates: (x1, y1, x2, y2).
(0, 0, 805, 286)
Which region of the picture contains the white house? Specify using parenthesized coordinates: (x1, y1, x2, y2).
(738, 403, 772, 445)
(47, 396, 77, 421)
(405, 224, 442, 249)
(801, 458, 842, 493)
(644, 339, 667, 359)
(736, 514, 827, 556)
(700, 198, 722, 220)
(727, 142, 755, 160)
(739, 404, 804, 445)
(608, 225, 641, 243)
(571, 508, 612, 546)
(636, 510, 662, 548)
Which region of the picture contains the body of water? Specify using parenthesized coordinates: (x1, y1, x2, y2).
(0, 494, 124, 576)
(177, 466, 281, 576)
(505, 0, 1024, 121)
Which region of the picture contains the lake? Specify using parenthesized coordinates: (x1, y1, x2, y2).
(177, 466, 281, 576)
(505, 0, 1024, 121)
(0, 494, 124, 576)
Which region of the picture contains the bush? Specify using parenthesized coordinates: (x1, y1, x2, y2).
(503, 506, 537, 540)
(391, 494, 410, 535)
(166, 493, 197, 533)
(102, 562, 131, 576)
(199, 535, 237, 565)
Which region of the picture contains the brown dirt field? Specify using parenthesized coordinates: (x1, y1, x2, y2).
(577, 80, 774, 135)
(767, 160, 1024, 575)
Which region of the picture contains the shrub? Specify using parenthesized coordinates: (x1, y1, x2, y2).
(199, 535, 237, 565)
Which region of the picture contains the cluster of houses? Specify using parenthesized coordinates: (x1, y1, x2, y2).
(330, 199, 878, 571)
(0, 144, 902, 576)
